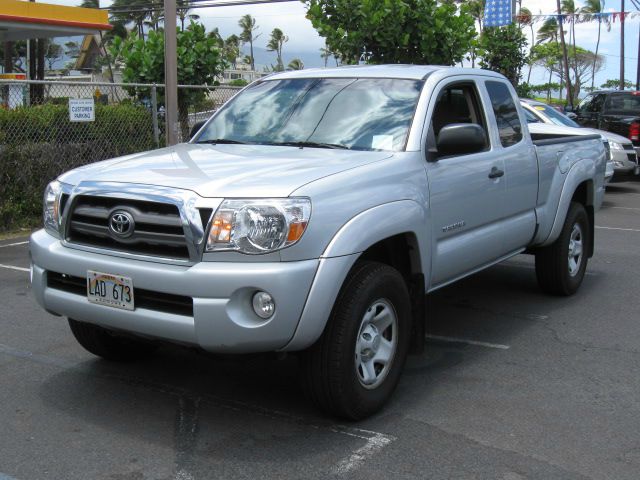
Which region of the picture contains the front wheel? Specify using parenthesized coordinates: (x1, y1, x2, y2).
(300, 261, 411, 420)
(68, 318, 157, 361)
(535, 202, 590, 296)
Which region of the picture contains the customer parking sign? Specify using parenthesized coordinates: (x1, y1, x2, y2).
(69, 98, 95, 122)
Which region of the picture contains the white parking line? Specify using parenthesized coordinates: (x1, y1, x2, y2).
(609, 206, 640, 211)
(426, 334, 510, 350)
(596, 226, 640, 232)
(0, 473, 20, 480)
(334, 428, 395, 475)
(0, 264, 29, 273)
(0, 241, 28, 248)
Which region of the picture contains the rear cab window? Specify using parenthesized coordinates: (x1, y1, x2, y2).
(604, 92, 640, 115)
(485, 81, 523, 147)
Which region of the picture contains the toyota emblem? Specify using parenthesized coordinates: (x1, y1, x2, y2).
(109, 211, 135, 238)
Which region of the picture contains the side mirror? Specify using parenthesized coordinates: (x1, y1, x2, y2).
(436, 123, 487, 157)
(566, 112, 578, 120)
(189, 120, 207, 141)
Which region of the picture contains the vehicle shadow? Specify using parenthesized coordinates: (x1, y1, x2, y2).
(37, 256, 604, 468)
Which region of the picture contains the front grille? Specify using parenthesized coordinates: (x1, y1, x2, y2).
(66, 195, 190, 259)
(627, 152, 638, 163)
(47, 271, 194, 317)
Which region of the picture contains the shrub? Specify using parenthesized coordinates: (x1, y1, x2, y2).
(0, 102, 156, 231)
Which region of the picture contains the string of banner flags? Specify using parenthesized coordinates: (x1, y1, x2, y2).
(484, 0, 640, 27)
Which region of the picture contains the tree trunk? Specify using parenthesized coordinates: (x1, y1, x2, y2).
(620, 0, 625, 90)
(557, 0, 573, 106)
(249, 38, 254, 71)
(592, 18, 601, 90)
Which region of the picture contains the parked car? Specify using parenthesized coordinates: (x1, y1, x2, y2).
(30, 66, 606, 419)
(521, 98, 638, 179)
(571, 90, 640, 155)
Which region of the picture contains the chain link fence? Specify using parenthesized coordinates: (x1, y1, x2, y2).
(0, 79, 241, 230)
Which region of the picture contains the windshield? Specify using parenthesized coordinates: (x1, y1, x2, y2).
(196, 78, 424, 151)
(604, 93, 640, 115)
(532, 104, 580, 127)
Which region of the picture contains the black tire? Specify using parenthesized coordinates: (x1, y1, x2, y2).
(300, 261, 412, 420)
(68, 318, 157, 361)
(535, 202, 590, 296)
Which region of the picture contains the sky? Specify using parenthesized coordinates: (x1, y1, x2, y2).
(41, 0, 640, 89)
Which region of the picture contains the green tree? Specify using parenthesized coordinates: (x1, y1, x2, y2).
(478, 24, 528, 87)
(287, 58, 304, 70)
(110, 22, 226, 139)
(600, 78, 633, 89)
(178, 0, 200, 31)
(44, 41, 63, 70)
(517, 7, 535, 82)
(238, 14, 261, 71)
(224, 34, 241, 69)
(303, 0, 475, 66)
(266, 28, 288, 72)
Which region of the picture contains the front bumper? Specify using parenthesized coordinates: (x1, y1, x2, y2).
(30, 229, 320, 353)
(611, 149, 639, 175)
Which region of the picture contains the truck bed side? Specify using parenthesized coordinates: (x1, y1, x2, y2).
(529, 134, 606, 248)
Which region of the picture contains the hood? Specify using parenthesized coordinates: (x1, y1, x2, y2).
(59, 143, 393, 198)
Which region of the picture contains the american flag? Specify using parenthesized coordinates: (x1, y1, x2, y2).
(484, 0, 513, 27)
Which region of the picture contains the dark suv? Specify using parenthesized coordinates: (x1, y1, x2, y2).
(572, 90, 640, 154)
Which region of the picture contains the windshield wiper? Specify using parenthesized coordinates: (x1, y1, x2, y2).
(264, 141, 350, 150)
(196, 138, 248, 145)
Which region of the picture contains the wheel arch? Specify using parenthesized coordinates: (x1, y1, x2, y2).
(281, 201, 429, 352)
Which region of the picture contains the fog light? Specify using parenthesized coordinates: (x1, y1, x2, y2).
(252, 291, 275, 319)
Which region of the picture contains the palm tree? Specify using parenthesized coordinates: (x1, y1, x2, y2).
(537, 18, 560, 100)
(177, 0, 199, 31)
(582, 0, 611, 90)
(267, 28, 288, 72)
(517, 7, 535, 82)
(238, 14, 260, 71)
(467, 0, 485, 33)
(224, 35, 241, 69)
(562, 0, 580, 102)
(557, 0, 573, 105)
(287, 58, 304, 70)
(320, 45, 331, 68)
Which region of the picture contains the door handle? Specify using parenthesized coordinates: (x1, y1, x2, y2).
(488, 166, 504, 179)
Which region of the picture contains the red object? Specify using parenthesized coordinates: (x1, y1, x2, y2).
(629, 122, 640, 142)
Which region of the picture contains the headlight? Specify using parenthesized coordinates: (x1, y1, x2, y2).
(43, 180, 62, 235)
(206, 198, 311, 254)
(610, 141, 624, 150)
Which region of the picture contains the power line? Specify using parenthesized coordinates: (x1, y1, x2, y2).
(105, 0, 297, 15)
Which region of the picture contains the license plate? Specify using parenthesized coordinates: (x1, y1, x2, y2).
(87, 271, 134, 311)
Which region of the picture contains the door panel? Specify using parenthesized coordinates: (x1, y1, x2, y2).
(427, 151, 506, 286)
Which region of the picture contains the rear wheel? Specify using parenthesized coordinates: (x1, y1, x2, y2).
(535, 202, 590, 296)
(68, 318, 157, 361)
(300, 261, 411, 420)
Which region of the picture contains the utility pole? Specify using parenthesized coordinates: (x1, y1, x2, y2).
(637, 21, 640, 90)
(557, 0, 573, 106)
(621, 0, 625, 90)
(164, 0, 179, 145)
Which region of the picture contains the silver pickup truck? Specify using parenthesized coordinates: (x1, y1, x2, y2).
(30, 66, 606, 419)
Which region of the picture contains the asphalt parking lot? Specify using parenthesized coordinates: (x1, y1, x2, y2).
(1, 180, 640, 480)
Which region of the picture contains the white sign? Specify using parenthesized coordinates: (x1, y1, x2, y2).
(69, 98, 95, 122)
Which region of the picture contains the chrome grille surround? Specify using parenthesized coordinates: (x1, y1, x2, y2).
(57, 182, 221, 265)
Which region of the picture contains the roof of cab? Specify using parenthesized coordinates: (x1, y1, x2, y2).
(264, 64, 508, 81)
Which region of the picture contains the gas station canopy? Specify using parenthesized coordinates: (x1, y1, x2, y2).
(0, 0, 112, 42)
